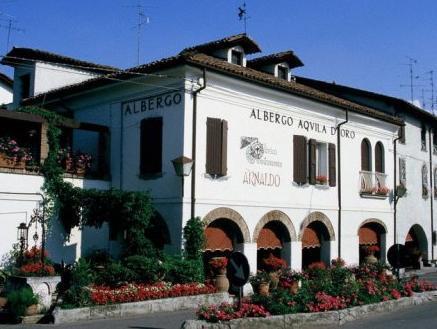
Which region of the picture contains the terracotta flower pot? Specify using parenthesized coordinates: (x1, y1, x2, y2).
(214, 273, 229, 293)
(258, 282, 270, 296)
(289, 281, 299, 295)
(269, 271, 280, 289)
(25, 304, 38, 316)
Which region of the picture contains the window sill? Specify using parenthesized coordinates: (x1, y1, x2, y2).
(204, 173, 229, 181)
(292, 182, 310, 188)
(360, 192, 388, 199)
(139, 172, 163, 180)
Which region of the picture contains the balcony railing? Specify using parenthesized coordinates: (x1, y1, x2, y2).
(359, 171, 390, 197)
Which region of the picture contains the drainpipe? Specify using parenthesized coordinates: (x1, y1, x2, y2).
(190, 68, 207, 219)
(393, 134, 401, 245)
(336, 109, 349, 258)
(428, 128, 434, 260)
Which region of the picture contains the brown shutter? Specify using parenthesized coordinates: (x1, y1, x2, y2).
(308, 139, 317, 185)
(140, 117, 162, 175)
(206, 117, 225, 176)
(328, 143, 336, 187)
(375, 142, 384, 173)
(399, 125, 405, 144)
(220, 120, 228, 176)
(361, 139, 370, 171)
(293, 135, 307, 184)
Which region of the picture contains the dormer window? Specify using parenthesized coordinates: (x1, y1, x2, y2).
(277, 65, 288, 80)
(231, 49, 243, 66)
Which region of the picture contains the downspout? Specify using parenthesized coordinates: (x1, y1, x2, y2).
(428, 128, 434, 260)
(393, 133, 401, 245)
(190, 68, 207, 219)
(336, 109, 349, 258)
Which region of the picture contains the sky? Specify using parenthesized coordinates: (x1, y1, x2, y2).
(0, 0, 436, 111)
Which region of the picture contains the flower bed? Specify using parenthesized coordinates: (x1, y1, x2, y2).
(197, 262, 436, 323)
(90, 282, 216, 305)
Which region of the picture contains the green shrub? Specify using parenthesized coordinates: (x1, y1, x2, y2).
(124, 255, 164, 283)
(7, 287, 38, 317)
(183, 217, 204, 260)
(163, 255, 204, 283)
(61, 259, 95, 308)
(95, 261, 134, 286)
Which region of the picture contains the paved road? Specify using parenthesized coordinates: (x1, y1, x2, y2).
(0, 310, 196, 329)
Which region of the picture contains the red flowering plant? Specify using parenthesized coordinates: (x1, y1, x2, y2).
(197, 302, 270, 323)
(331, 257, 346, 268)
(0, 136, 32, 163)
(90, 282, 216, 305)
(307, 261, 327, 270)
(364, 245, 380, 255)
(74, 151, 92, 171)
(372, 186, 390, 196)
(208, 257, 228, 271)
(306, 291, 347, 312)
(262, 254, 287, 272)
(17, 246, 56, 277)
(315, 175, 328, 185)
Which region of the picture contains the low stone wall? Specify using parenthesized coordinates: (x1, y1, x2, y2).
(53, 292, 231, 324)
(182, 291, 437, 329)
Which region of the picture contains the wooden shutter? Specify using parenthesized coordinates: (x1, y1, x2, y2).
(361, 139, 370, 171)
(293, 135, 307, 184)
(375, 142, 384, 173)
(140, 117, 163, 175)
(328, 143, 336, 187)
(399, 125, 405, 144)
(206, 117, 227, 176)
(220, 120, 228, 176)
(308, 139, 317, 185)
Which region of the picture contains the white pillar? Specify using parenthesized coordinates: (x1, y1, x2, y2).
(341, 235, 359, 266)
(290, 241, 302, 271)
(238, 242, 258, 275)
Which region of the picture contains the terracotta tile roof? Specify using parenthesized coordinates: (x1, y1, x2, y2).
(247, 51, 304, 69)
(1, 47, 119, 74)
(0, 72, 13, 88)
(22, 50, 402, 126)
(179, 33, 261, 55)
(296, 75, 436, 124)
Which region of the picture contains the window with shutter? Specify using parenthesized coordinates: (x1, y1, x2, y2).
(375, 142, 384, 173)
(328, 143, 336, 187)
(361, 139, 371, 171)
(206, 117, 228, 177)
(421, 125, 427, 151)
(399, 125, 406, 144)
(422, 164, 429, 198)
(308, 139, 317, 185)
(433, 129, 437, 155)
(293, 135, 307, 185)
(140, 117, 163, 176)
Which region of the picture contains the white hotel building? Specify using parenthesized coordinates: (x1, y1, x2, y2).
(0, 34, 435, 271)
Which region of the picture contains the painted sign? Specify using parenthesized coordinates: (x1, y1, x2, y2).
(123, 91, 182, 116)
(250, 108, 356, 139)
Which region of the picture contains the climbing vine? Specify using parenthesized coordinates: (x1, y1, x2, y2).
(18, 106, 156, 257)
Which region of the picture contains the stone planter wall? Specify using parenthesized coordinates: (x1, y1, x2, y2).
(53, 292, 232, 324)
(6, 276, 61, 309)
(182, 291, 437, 329)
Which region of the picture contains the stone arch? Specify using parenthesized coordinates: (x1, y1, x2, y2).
(203, 207, 250, 243)
(253, 210, 297, 243)
(405, 223, 428, 262)
(299, 211, 335, 241)
(357, 218, 388, 234)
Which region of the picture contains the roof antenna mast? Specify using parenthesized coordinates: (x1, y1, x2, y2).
(400, 56, 419, 104)
(0, 13, 24, 53)
(127, 1, 150, 66)
(238, 2, 249, 34)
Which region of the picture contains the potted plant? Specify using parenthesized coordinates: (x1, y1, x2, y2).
(74, 151, 92, 176)
(58, 147, 74, 173)
(374, 186, 390, 196)
(249, 271, 270, 296)
(17, 246, 56, 277)
(364, 245, 380, 264)
(279, 269, 303, 295)
(262, 254, 287, 289)
(209, 257, 229, 292)
(0, 137, 32, 169)
(7, 287, 39, 317)
(315, 175, 328, 185)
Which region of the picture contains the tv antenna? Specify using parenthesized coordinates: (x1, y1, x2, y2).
(238, 2, 250, 34)
(0, 12, 24, 52)
(400, 57, 421, 103)
(126, 2, 150, 66)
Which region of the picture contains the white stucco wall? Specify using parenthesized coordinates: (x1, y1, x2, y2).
(0, 82, 13, 105)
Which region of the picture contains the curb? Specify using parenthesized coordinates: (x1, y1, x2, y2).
(181, 291, 437, 329)
(52, 293, 231, 324)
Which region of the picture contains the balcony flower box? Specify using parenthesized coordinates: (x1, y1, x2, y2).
(0, 152, 26, 169)
(0, 137, 32, 169)
(315, 175, 328, 185)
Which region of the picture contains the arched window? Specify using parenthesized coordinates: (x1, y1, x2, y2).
(361, 139, 371, 171)
(375, 142, 385, 173)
